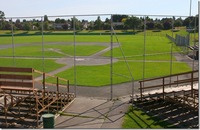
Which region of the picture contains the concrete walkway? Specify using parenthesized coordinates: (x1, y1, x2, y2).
(55, 96, 130, 129)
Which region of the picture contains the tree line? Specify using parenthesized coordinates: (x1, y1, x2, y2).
(0, 11, 199, 32)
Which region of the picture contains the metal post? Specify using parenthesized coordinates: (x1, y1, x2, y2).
(110, 15, 113, 100)
(73, 16, 77, 97)
(11, 18, 15, 67)
(143, 16, 147, 92)
(41, 17, 45, 72)
(199, 1, 200, 72)
(198, 1, 200, 105)
(190, 0, 192, 16)
(191, 71, 194, 96)
(192, 15, 197, 71)
(169, 17, 175, 86)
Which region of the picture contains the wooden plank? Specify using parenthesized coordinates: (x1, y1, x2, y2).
(0, 74, 33, 80)
(0, 81, 33, 88)
(0, 67, 33, 73)
(0, 86, 37, 91)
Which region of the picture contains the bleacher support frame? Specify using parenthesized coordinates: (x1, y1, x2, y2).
(0, 66, 75, 128)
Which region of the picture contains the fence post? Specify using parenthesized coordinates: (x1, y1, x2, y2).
(43, 73, 46, 106)
(162, 77, 165, 99)
(139, 81, 143, 101)
(191, 71, 194, 97)
(56, 77, 59, 112)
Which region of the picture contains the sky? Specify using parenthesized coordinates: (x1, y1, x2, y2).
(0, 0, 198, 19)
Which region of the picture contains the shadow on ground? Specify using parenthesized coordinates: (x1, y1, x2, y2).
(134, 99, 199, 128)
(55, 97, 130, 129)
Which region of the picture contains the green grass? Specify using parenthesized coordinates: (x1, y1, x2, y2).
(104, 35, 180, 60)
(0, 30, 194, 86)
(0, 58, 65, 73)
(0, 44, 107, 57)
(122, 106, 175, 128)
(53, 61, 191, 86)
(0, 35, 111, 44)
(121, 54, 175, 61)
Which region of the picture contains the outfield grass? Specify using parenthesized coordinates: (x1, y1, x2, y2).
(104, 35, 180, 60)
(122, 106, 175, 128)
(0, 35, 111, 44)
(53, 61, 191, 86)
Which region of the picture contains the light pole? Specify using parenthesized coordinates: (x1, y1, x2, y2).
(190, 0, 192, 16)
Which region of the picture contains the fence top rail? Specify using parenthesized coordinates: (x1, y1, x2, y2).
(139, 70, 199, 83)
(4, 13, 193, 20)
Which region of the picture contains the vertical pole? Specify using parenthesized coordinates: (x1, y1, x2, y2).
(162, 77, 165, 99)
(11, 18, 15, 67)
(143, 16, 147, 93)
(198, 1, 200, 104)
(199, 1, 200, 73)
(140, 81, 143, 101)
(41, 17, 45, 72)
(192, 16, 197, 70)
(4, 95, 8, 127)
(73, 16, 77, 97)
(110, 15, 113, 100)
(190, 0, 192, 16)
(56, 77, 59, 111)
(43, 72, 45, 106)
(169, 17, 174, 86)
(191, 71, 194, 97)
(35, 92, 39, 128)
(67, 80, 70, 103)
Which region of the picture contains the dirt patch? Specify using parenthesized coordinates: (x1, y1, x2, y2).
(56, 57, 118, 66)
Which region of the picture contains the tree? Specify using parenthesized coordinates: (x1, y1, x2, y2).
(124, 16, 141, 32)
(103, 18, 110, 30)
(0, 10, 5, 20)
(71, 17, 82, 30)
(43, 21, 49, 30)
(174, 18, 183, 27)
(154, 22, 163, 30)
(42, 15, 49, 30)
(183, 17, 194, 28)
(0, 10, 5, 29)
(44, 15, 48, 22)
(23, 22, 31, 31)
(161, 18, 172, 30)
(60, 19, 66, 23)
(55, 18, 61, 23)
(146, 21, 154, 30)
(15, 19, 23, 30)
(94, 16, 103, 30)
(112, 15, 128, 22)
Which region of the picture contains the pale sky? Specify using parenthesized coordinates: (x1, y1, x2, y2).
(0, 0, 198, 18)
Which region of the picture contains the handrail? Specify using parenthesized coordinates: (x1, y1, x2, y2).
(139, 70, 198, 83)
(139, 70, 199, 101)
